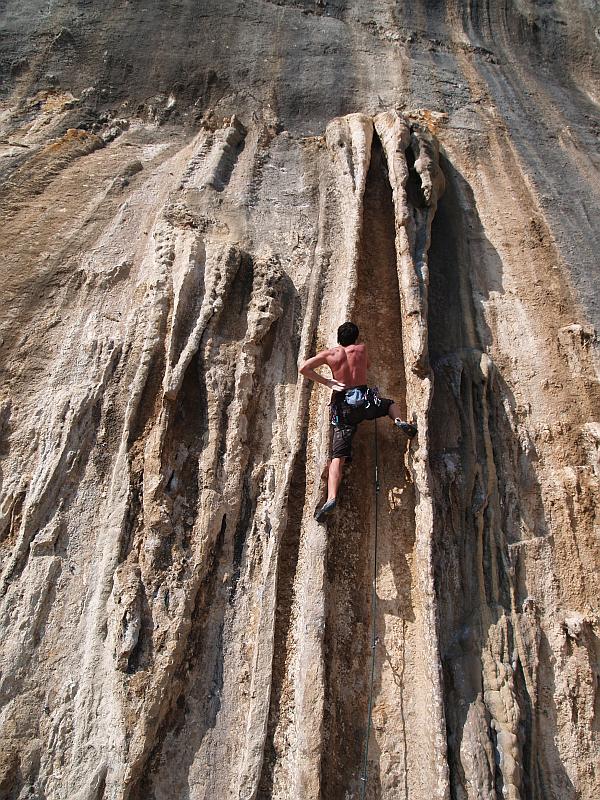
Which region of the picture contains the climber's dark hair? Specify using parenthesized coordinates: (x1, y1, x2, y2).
(337, 321, 359, 346)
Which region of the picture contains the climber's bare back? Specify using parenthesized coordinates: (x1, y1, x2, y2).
(325, 343, 368, 387)
(299, 341, 369, 392)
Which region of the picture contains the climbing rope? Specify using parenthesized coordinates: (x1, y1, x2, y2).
(360, 418, 380, 798)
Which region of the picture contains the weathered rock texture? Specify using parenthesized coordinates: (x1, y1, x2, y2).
(0, 2, 599, 799)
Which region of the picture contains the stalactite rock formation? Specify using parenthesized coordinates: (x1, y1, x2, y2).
(1, 2, 599, 799)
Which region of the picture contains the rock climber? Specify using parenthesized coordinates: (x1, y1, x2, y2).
(299, 321, 417, 523)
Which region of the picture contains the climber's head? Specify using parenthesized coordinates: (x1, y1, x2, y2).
(337, 321, 359, 347)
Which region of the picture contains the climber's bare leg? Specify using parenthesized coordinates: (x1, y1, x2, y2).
(388, 402, 403, 421)
(328, 457, 345, 500)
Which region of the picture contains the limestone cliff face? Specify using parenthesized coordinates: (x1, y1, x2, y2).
(0, 2, 599, 799)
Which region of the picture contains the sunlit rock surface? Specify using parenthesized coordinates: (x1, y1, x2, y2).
(0, 2, 599, 799)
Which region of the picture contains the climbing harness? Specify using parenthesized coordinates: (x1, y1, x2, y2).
(330, 387, 382, 427)
(344, 387, 367, 407)
(360, 418, 380, 798)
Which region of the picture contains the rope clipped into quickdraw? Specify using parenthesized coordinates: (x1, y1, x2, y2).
(360, 418, 380, 798)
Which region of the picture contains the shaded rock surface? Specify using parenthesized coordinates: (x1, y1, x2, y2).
(0, 2, 599, 799)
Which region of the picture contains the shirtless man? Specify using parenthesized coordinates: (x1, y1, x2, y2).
(299, 321, 417, 522)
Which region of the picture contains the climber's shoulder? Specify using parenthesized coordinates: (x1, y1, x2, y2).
(344, 342, 367, 357)
(324, 344, 347, 366)
(301, 346, 336, 370)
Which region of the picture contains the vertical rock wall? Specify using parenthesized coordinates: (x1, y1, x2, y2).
(1, 2, 599, 799)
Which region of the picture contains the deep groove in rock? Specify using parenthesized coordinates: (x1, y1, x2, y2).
(405, 140, 426, 210)
(229, 476, 254, 604)
(321, 129, 414, 799)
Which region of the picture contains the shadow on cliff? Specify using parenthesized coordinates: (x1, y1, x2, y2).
(428, 155, 573, 799)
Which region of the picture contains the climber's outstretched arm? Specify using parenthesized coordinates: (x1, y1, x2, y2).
(299, 350, 346, 392)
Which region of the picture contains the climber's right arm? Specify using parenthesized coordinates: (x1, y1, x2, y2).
(299, 350, 346, 392)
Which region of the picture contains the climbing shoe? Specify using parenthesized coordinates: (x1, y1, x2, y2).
(394, 419, 418, 438)
(315, 498, 337, 523)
